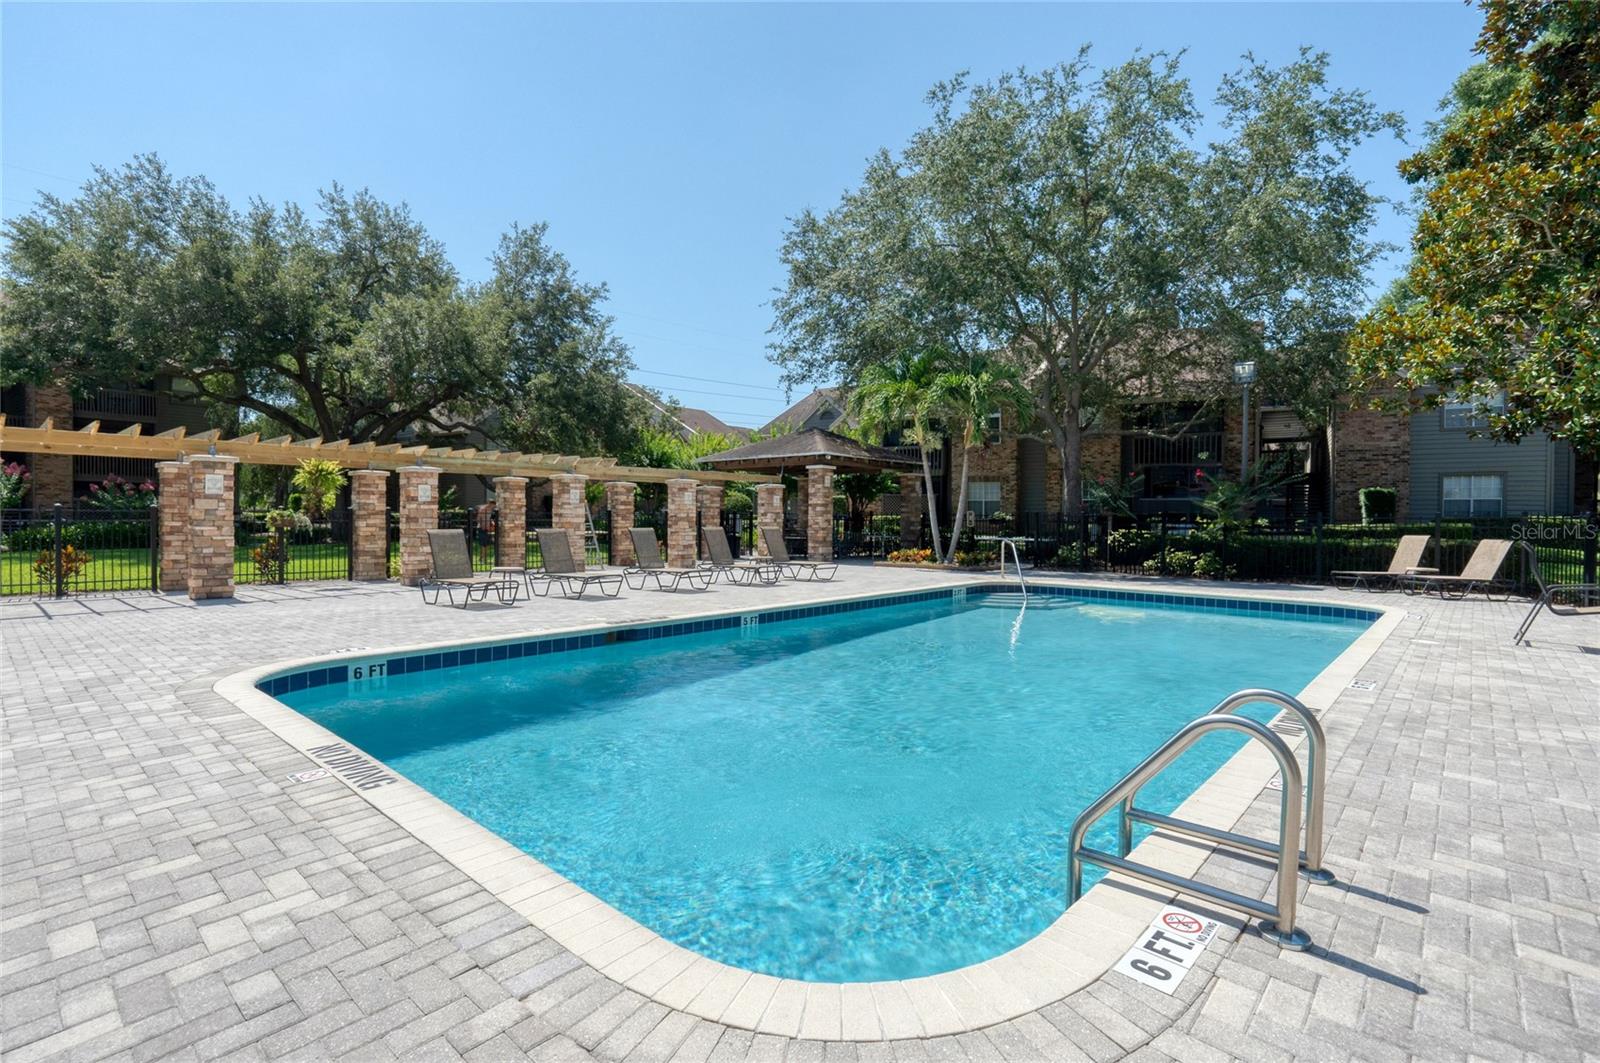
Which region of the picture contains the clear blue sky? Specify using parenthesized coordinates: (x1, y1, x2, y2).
(3, 2, 1482, 429)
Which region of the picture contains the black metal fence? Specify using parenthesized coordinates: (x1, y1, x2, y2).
(1, 504, 158, 597)
(928, 511, 1598, 594)
(235, 510, 353, 585)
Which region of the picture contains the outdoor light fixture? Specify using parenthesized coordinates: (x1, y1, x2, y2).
(1233, 360, 1257, 479)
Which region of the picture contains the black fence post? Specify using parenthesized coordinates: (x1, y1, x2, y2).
(275, 525, 288, 585)
(1158, 521, 1170, 576)
(1313, 521, 1325, 583)
(151, 508, 160, 592)
(1585, 516, 1598, 586)
(52, 503, 65, 599)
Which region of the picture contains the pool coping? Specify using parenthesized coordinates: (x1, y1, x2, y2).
(212, 576, 1406, 1041)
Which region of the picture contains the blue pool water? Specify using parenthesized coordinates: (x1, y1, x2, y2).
(280, 591, 1366, 982)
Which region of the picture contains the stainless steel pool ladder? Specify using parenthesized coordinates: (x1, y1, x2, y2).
(997, 537, 1027, 603)
(1067, 688, 1332, 951)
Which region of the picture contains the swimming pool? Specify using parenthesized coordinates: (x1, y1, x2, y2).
(271, 586, 1372, 983)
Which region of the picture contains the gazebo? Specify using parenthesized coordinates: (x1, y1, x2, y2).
(696, 428, 926, 560)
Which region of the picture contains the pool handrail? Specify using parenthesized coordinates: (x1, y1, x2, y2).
(1067, 712, 1312, 950)
(1119, 688, 1332, 884)
(997, 537, 1027, 603)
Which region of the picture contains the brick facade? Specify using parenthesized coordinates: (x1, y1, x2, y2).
(1333, 395, 1411, 523)
(755, 484, 784, 556)
(806, 465, 834, 562)
(25, 385, 74, 510)
(696, 485, 722, 535)
(185, 456, 237, 600)
(665, 478, 698, 569)
(492, 476, 528, 570)
(155, 461, 190, 593)
(962, 441, 1018, 516)
(549, 474, 588, 571)
(899, 475, 924, 548)
(604, 482, 638, 566)
(397, 466, 441, 587)
(349, 470, 391, 582)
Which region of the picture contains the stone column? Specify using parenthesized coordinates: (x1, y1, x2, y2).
(697, 484, 723, 550)
(493, 476, 528, 569)
(185, 455, 238, 600)
(665, 478, 699, 569)
(806, 464, 835, 562)
(549, 473, 588, 571)
(349, 469, 390, 581)
(605, 482, 637, 567)
(397, 466, 441, 586)
(155, 460, 190, 592)
(899, 474, 925, 550)
(755, 483, 785, 557)
(25, 384, 74, 510)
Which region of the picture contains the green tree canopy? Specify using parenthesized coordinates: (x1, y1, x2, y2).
(771, 51, 1400, 516)
(1349, 1, 1600, 460)
(2, 154, 650, 457)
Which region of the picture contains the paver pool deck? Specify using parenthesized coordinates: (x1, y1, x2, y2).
(2, 565, 1597, 1062)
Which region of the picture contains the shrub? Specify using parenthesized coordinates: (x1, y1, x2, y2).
(954, 548, 998, 567)
(265, 509, 310, 534)
(291, 459, 345, 521)
(722, 489, 754, 515)
(33, 545, 92, 585)
(84, 474, 156, 512)
(1144, 549, 1199, 577)
(1192, 553, 1235, 580)
(1358, 487, 1397, 525)
(1105, 528, 1157, 564)
(0, 462, 30, 510)
(251, 543, 285, 582)
(1050, 543, 1086, 568)
(886, 547, 934, 564)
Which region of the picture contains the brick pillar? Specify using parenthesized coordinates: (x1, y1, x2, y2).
(550, 473, 588, 571)
(185, 455, 237, 600)
(756, 483, 785, 557)
(349, 469, 390, 581)
(605, 482, 637, 566)
(807, 465, 835, 562)
(155, 461, 190, 592)
(666, 478, 698, 569)
(493, 476, 528, 569)
(25, 384, 74, 510)
(696, 484, 723, 534)
(397, 466, 441, 586)
(899, 474, 924, 549)
(1333, 391, 1412, 523)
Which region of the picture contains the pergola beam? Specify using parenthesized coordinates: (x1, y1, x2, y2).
(0, 418, 777, 484)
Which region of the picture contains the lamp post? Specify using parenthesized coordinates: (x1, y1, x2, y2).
(1232, 360, 1257, 481)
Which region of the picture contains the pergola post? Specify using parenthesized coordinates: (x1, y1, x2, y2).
(806, 464, 835, 562)
(899, 474, 924, 550)
(349, 469, 391, 581)
(397, 465, 440, 586)
(755, 483, 785, 557)
(665, 478, 698, 569)
(697, 485, 723, 547)
(605, 482, 637, 566)
(185, 455, 238, 600)
(155, 460, 190, 593)
(550, 473, 588, 571)
(492, 476, 528, 569)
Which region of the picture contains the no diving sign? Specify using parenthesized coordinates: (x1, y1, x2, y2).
(1111, 904, 1221, 995)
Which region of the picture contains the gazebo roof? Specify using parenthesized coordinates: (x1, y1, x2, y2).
(695, 428, 920, 474)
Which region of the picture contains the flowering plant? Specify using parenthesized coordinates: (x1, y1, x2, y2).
(0, 462, 30, 510)
(84, 474, 157, 512)
(34, 544, 92, 586)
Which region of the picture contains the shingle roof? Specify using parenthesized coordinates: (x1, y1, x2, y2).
(695, 428, 919, 473)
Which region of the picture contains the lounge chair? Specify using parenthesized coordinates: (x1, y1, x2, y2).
(1331, 534, 1435, 591)
(623, 528, 712, 592)
(420, 529, 520, 608)
(530, 529, 624, 599)
(759, 526, 839, 582)
(1513, 541, 1600, 644)
(699, 527, 782, 586)
(1402, 538, 1515, 600)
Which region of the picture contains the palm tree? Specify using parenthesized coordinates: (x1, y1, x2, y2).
(847, 350, 948, 556)
(929, 352, 1034, 564)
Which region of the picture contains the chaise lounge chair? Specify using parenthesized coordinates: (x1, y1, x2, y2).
(1513, 541, 1600, 644)
(1331, 534, 1435, 591)
(1401, 538, 1515, 600)
(759, 526, 839, 582)
(420, 529, 521, 607)
(700, 527, 782, 586)
(530, 529, 624, 599)
(623, 528, 712, 592)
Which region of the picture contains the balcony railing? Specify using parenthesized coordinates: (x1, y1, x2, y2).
(75, 388, 158, 422)
(1122, 430, 1224, 470)
(890, 445, 942, 475)
(74, 455, 158, 483)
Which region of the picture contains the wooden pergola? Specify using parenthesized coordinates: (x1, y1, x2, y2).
(0, 416, 777, 485)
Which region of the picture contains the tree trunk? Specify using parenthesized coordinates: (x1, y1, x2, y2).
(920, 446, 942, 555)
(944, 445, 972, 564)
(1044, 404, 1086, 520)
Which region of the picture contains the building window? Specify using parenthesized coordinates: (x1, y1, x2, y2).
(1442, 391, 1505, 430)
(1441, 474, 1503, 518)
(985, 410, 1003, 444)
(968, 481, 1002, 518)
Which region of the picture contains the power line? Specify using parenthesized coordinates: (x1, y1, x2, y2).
(633, 382, 790, 405)
(631, 367, 788, 394)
